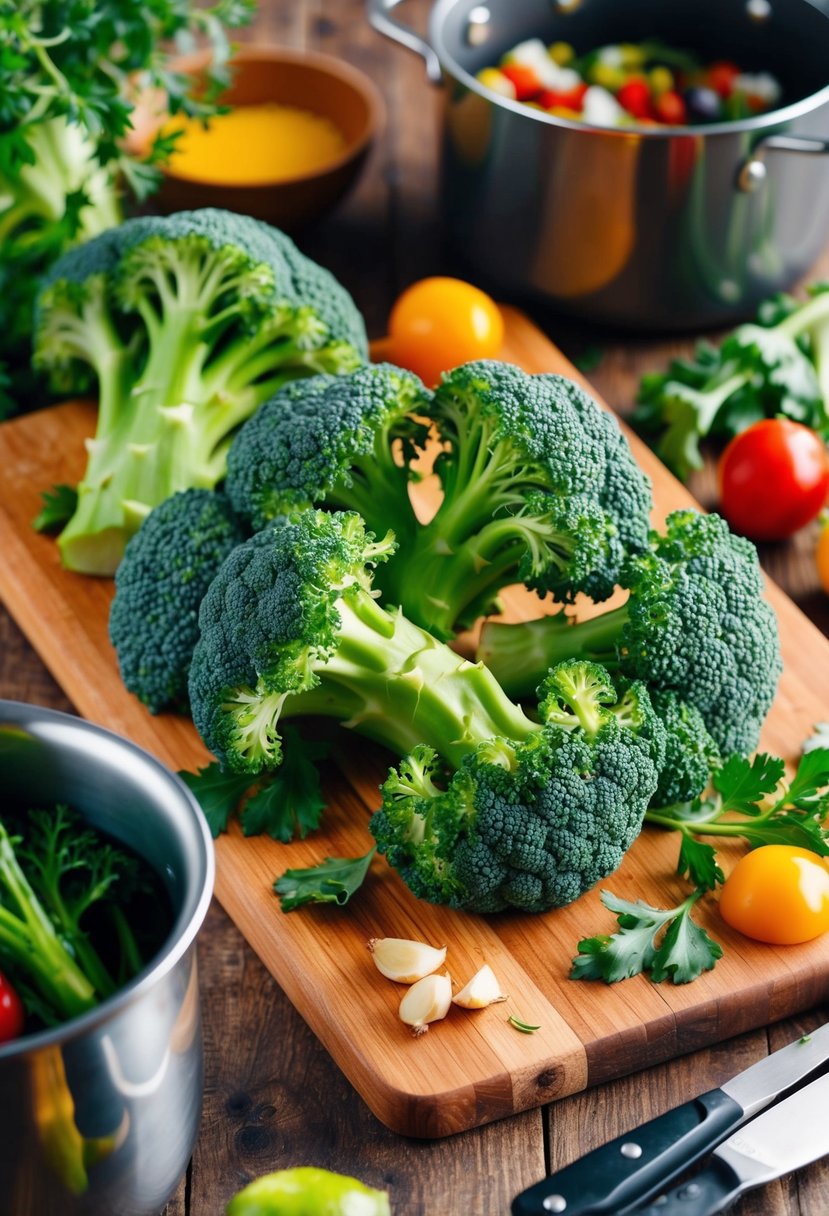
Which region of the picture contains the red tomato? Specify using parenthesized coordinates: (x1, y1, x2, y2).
(817, 518, 829, 594)
(499, 64, 542, 101)
(617, 77, 652, 120)
(538, 83, 588, 111)
(717, 418, 829, 541)
(382, 277, 505, 388)
(653, 90, 688, 125)
(719, 845, 829, 944)
(707, 60, 741, 98)
(0, 971, 24, 1043)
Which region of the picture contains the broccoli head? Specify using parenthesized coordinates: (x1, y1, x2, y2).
(377, 360, 653, 639)
(34, 208, 367, 575)
(109, 489, 248, 714)
(186, 508, 665, 912)
(225, 363, 431, 553)
(479, 509, 782, 757)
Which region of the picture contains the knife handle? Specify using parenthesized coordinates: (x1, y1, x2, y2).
(510, 1089, 743, 1216)
(631, 1156, 746, 1216)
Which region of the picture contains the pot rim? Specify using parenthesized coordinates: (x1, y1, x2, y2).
(428, 0, 829, 136)
(0, 701, 215, 1060)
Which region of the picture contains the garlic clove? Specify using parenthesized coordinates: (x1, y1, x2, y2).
(451, 963, 508, 1009)
(368, 937, 447, 984)
(399, 973, 452, 1036)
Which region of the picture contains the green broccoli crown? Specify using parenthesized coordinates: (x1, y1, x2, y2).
(648, 688, 720, 807)
(33, 208, 367, 575)
(370, 660, 663, 914)
(109, 489, 247, 715)
(224, 363, 430, 546)
(379, 360, 653, 639)
(618, 509, 782, 755)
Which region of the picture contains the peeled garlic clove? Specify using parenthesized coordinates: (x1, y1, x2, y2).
(399, 973, 452, 1036)
(368, 937, 447, 983)
(452, 963, 508, 1009)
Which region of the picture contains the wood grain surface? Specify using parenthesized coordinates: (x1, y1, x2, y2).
(2, 309, 828, 1142)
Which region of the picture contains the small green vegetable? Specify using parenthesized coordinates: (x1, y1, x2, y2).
(274, 849, 377, 912)
(508, 1015, 541, 1033)
(571, 888, 723, 985)
(226, 1166, 391, 1215)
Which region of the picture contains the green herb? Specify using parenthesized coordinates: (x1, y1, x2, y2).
(571, 888, 723, 985)
(574, 344, 604, 373)
(32, 483, 78, 534)
(646, 749, 829, 889)
(274, 849, 377, 912)
(508, 1015, 541, 1033)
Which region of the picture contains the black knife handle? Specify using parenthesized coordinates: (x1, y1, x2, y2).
(632, 1156, 746, 1216)
(511, 1089, 743, 1216)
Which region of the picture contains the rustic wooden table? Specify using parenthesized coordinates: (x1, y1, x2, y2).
(3, 2, 829, 1213)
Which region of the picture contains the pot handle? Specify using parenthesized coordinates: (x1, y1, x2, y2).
(367, 0, 442, 84)
(738, 133, 829, 191)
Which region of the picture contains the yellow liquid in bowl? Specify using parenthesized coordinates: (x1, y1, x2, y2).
(164, 103, 348, 185)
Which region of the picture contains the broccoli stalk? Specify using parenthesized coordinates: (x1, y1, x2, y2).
(478, 509, 782, 757)
(34, 209, 366, 575)
(188, 509, 666, 913)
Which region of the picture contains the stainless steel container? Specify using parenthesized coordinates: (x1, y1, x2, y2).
(0, 702, 214, 1216)
(370, 0, 829, 330)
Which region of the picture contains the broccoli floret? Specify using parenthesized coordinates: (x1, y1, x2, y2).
(479, 509, 782, 757)
(187, 509, 664, 913)
(109, 489, 248, 714)
(225, 363, 430, 554)
(648, 689, 720, 807)
(377, 360, 653, 639)
(34, 208, 367, 575)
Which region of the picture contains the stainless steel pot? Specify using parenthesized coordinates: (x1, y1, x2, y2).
(370, 0, 829, 330)
(0, 702, 214, 1216)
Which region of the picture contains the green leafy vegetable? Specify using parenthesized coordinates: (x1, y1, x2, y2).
(571, 888, 723, 985)
(179, 761, 253, 837)
(274, 848, 377, 912)
(240, 731, 329, 842)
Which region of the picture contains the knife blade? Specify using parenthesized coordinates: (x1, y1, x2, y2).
(511, 1022, 829, 1216)
(628, 1067, 829, 1216)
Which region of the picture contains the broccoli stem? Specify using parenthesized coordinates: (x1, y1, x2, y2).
(478, 604, 629, 699)
(279, 587, 540, 768)
(0, 827, 99, 1021)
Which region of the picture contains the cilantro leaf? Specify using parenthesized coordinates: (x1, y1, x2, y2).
(677, 835, 724, 891)
(274, 849, 377, 912)
(713, 752, 785, 815)
(179, 762, 252, 837)
(785, 747, 829, 809)
(571, 888, 721, 985)
(239, 729, 329, 842)
(32, 484, 78, 534)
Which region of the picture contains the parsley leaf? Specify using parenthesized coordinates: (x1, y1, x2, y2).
(571, 888, 722, 985)
(240, 730, 330, 842)
(274, 849, 376, 912)
(179, 762, 252, 837)
(713, 752, 785, 815)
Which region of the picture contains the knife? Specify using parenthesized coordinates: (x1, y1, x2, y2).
(511, 1022, 829, 1216)
(628, 1067, 829, 1215)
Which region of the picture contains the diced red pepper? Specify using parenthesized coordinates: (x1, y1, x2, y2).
(706, 60, 741, 99)
(654, 90, 688, 126)
(499, 63, 543, 101)
(617, 76, 652, 120)
(538, 82, 589, 112)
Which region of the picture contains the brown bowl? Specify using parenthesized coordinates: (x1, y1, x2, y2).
(148, 45, 384, 231)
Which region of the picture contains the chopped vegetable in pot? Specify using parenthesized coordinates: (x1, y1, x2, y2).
(476, 38, 783, 127)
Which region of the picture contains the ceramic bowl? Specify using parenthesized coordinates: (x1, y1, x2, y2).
(0, 701, 214, 1215)
(152, 44, 385, 230)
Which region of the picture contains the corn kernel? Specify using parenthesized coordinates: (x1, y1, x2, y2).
(649, 65, 675, 96)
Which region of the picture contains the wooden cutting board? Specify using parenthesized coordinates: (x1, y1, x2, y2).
(2, 307, 828, 1139)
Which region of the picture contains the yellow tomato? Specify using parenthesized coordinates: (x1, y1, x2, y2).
(817, 518, 829, 595)
(383, 277, 504, 388)
(719, 845, 829, 945)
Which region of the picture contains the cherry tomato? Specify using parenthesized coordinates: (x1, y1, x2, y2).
(617, 77, 652, 120)
(499, 64, 542, 102)
(382, 277, 505, 388)
(717, 418, 829, 541)
(653, 89, 688, 125)
(539, 83, 588, 112)
(817, 517, 829, 594)
(719, 845, 829, 945)
(0, 971, 24, 1043)
(706, 60, 741, 99)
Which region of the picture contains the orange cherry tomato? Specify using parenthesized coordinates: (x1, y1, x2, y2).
(817, 518, 829, 595)
(717, 418, 829, 541)
(382, 277, 505, 388)
(719, 845, 829, 945)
